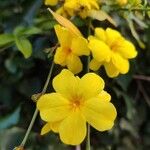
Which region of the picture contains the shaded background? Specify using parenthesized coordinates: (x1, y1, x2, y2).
(0, 0, 150, 149)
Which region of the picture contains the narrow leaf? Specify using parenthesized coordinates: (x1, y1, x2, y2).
(88, 10, 117, 27)
(15, 37, 32, 58)
(48, 8, 82, 36)
(0, 34, 14, 47)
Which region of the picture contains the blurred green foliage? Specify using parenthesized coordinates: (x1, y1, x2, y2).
(0, 0, 150, 150)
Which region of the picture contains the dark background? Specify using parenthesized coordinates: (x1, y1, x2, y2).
(0, 0, 150, 149)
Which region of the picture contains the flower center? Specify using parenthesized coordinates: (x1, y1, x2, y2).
(70, 96, 84, 111)
(109, 38, 123, 51)
(65, 48, 72, 55)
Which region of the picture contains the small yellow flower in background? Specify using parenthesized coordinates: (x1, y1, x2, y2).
(37, 69, 117, 145)
(88, 28, 137, 78)
(45, 0, 58, 6)
(54, 24, 90, 74)
(63, 0, 99, 18)
(117, 0, 128, 6)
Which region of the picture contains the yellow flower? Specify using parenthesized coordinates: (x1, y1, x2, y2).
(117, 0, 128, 6)
(45, 0, 58, 6)
(88, 28, 137, 78)
(63, 0, 99, 18)
(37, 69, 117, 145)
(54, 25, 90, 74)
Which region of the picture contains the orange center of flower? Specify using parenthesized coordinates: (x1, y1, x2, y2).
(65, 48, 72, 55)
(109, 38, 123, 51)
(70, 96, 84, 111)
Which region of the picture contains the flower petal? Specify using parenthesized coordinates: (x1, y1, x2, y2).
(112, 52, 129, 74)
(104, 62, 119, 78)
(88, 37, 111, 62)
(54, 25, 73, 48)
(97, 90, 111, 102)
(54, 47, 67, 66)
(117, 40, 137, 59)
(71, 36, 90, 56)
(37, 93, 70, 122)
(66, 54, 83, 74)
(45, 0, 58, 6)
(83, 98, 117, 131)
(95, 28, 107, 42)
(79, 73, 104, 99)
(41, 123, 51, 135)
(89, 59, 102, 71)
(59, 111, 86, 145)
(53, 69, 79, 99)
(106, 28, 121, 46)
(51, 121, 61, 133)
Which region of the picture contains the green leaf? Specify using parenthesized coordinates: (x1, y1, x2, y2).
(23, 26, 42, 35)
(122, 93, 135, 120)
(14, 26, 42, 36)
(115, 74, 132, 91)
(0, 107, 21, 130)
(15, 37, 32, 58)
(0, 34, 14, 47)
(13, 26, 26, 36)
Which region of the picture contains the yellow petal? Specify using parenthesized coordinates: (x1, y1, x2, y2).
(106, 28, 121, 46)
(89, 59, 102, 71)
(112, 52, 129, 74)
(66, 54, 83, 74)
(54, 47, 67, 66)
(59, 111, 86, 145)
(41, 123, 51, 135)
(51, 121, 61, 133)
(37, 93, 70, 122)
(104, 62, 119, 78)
(117, 40, 137, 59)
(45, 0, 58, 6)
(48, 8, 82, 36)
(53, 69, 79, 99)
(54, 25, 73, 48)
(79, 73, 104, 99)
(88, 37, 111, 62)
(83, 98, 117, 131)
(89, 0, 99, 9)
(97, 90, 111, 102)
(95, 28, 107, 42)
(71, 36, 90, 56)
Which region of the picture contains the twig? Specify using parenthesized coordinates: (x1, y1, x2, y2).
(137, 81, 150, 107)
(133, 75, 150, 82)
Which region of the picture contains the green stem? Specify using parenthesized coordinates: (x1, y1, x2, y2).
(86, 125, 91, 150)
(85, 18, 91, 150)
(117, 7, 150, 12)
(19, 61, 54, 147)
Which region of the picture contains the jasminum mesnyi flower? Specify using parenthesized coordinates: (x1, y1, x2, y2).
(63, 0, 99, 18)
(54, 25, 90, 74)
(37, 69, 117, 145)
(88, 28, 137, 78)
(117, 0, 128, 6)
(45, 0, 58, 6)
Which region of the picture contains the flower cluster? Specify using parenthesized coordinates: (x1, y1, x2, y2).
(89, 28, 137, 77)
(45, 0, 99, 18)
(37, 69, 117, 145)
(36, 1, 138, 146)
(54, 25, 137, 77)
